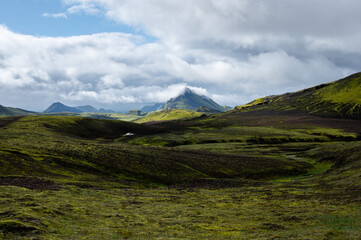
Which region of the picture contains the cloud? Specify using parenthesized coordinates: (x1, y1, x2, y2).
(66, 3, 100, 15)
(42, 2, 100, 20)
(2, 0, 361, 111)
(42, 13, 68, 19)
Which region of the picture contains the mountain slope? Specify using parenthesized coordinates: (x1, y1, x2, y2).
(0, 104, 35, 116)
(0, 105, 13, 116)
(76, 105, 115, 113)
(141, 103, 165, 113)
(162, 88, 226, 112)
(236, 72, 361, 120)
(44, 102, 83, 113)
(76, 105, 98, 113)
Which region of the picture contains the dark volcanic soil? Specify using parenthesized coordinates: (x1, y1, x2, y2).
(0, 177, 60, 190)
(0, 116, 23, 128)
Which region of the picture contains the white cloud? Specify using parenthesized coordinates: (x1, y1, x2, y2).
(2, 0, 361, 111)
(66, 3, 100, 15)
(42, 13, 68, 19)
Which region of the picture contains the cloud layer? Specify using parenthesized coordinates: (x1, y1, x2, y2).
(1, 0, 360, 111)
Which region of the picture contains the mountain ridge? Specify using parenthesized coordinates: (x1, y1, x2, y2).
(141, 88, 227, 113)
(236, 72, 361, 120)
(43, 102, 115, 114)
(0, 104, 35, 116)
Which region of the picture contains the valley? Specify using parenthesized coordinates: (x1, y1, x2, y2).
(1, 74, 361, 239)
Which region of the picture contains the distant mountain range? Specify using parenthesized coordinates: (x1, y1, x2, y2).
(2, 73, 361, 120)
(141, 88, 230, 113)
(43, 102, 115, 114)
(140, 103, 165, 113)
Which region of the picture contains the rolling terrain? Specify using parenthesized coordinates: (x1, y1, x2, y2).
(134, 109, 204, 123)
(1, 73, 361, 239)
(236, 72, 361, 119)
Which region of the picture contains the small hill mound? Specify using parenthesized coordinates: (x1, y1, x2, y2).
(135, 109, 203, 123)
(126, 110, 147, 116)
(236, 72, 361, 120)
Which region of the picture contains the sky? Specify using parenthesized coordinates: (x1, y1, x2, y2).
(0, 0, 360, 112)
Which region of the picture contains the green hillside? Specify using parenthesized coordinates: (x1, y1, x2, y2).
(126, 109, 147, 116)
(1, 114, 361, 239)
(0, 105, 35, 116)
(236, 72, 361, 119)
(135, 109, 203, 123)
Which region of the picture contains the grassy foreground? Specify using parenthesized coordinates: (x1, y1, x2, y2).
(0, 115, 361, 239)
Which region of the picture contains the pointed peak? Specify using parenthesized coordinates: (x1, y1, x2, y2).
(184, 87, 193, 94)
(177, 87, 194, 97)
(52, 102, 65, 106)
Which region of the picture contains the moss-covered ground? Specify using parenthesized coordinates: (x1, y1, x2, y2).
(134, 109, 203, 123)
(1, 115, 361, 239)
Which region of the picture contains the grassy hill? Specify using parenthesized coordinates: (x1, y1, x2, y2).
(135, 109, 204, 123)
(236, 72, 361, 119)
(0, 104, 35, 116)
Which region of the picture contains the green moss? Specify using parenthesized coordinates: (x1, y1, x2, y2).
(135, 109, 203, 123)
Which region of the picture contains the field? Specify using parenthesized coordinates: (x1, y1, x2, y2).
(1, 114, 361, 239)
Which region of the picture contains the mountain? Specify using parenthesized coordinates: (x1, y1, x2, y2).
(76, 105, 99, 113)
(236, 72, 361, 120)
(76, 105, 115, 113)
(0, 104, 35, 116)
(98, 108, 116, 113)
(0, 104, 13, 116)
(141, 88, 227, 113)
(162, 88, 227, 112)
(141, 103, 165, 113)
(44, 103, 116, 114)
(44, 102, 83, 114)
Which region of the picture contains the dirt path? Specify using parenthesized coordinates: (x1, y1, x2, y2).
(0, 116, 23, 128)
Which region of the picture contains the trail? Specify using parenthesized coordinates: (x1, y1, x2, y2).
(0, 116, 23, 128)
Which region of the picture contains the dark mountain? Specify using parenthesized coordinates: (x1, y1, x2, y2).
(44, 103, 117, 114)
(0, 104, 35, 116)
(76, 105, 99, 113)
(236, 72, 361, 120)
(44, 102, 83, 113)
(0, 104, 14, 116)
(162, 88, 227, 112)
(98, 108, 116, 113)
(141, 103, 165, 113)
(76, 105, 115, 113)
